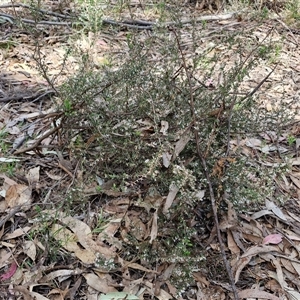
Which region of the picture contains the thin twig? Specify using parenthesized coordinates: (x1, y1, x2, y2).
(0, 205, 23, 228)
(0, 12, 71, 26)
(13, 122, 63, 155)
(224, 27, 277, 156)
(225, 64, 278, 157)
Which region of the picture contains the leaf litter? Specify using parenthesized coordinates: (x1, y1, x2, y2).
(1, 1, 300, 299)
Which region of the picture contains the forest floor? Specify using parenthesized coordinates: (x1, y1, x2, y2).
(1, 1, 300, 300)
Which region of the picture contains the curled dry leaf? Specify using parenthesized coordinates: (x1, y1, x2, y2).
(235, 256, 251, 283)
(227, 230, 240, 255)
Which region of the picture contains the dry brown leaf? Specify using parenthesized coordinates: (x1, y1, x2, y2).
(85, 285, 99, 300)
(230, 230, 246, 252)
(45, 171, 63, 181)
(97, 221, 122, 250)
(163, 183, 179, 214)
(10, 266, 23, 285)
(48, 288, 66, 300)
(51, 223, 96, 264)
(286, 211, 300, 224)
(282, 268, 300, 287)
(291, 158, 300, 165)
(122, 278, 143, 295)
(130, 216, 147, 241)
(241, 222, 263, 237)
(193, 272, 210, 287)
(142, 193, 164, 211)
(25, 167, 40, 184)
(42, 269, 82, 282)
(104, 198, 130, 213)
(245, 138, 262, 148)
(3, 226, 31, 240)
(49, 211, 115, 259)
(165, 280, 177, 297)
(0, 199, 7, 213)
(241, 233, 262, 244)
(251, 209, 273, 219)
(241, 245, 280, 258)
(23, 240, 36, 261)
(227, 230, 240, 255)
(160, 120, 169, 135)
(51, 223, 78, 252)
(83, 273, 117, 293)
(280, 258, 295, 274)
(219, 218, 235, 231)
(238, 289, 280, 300)
(291, 261, 300, 277)
(65, 277, 82, 300)
(172, 130, 191, 160)
(265, 279, 281, 293)
(13, 285, 32, 300)
(0, 249, 12, 268)
(235, 256, 251, 283)
(290, 174, 300, 189)
(162, 152, 172, 168)
(0, 224, 5, 241)
(285, 287, 300, 300)
(144, 280, 173, 300)
(260, 254, 285, 289)
(265, 199, 287, 221)
(127, 262, 159, 274)
(118, 257, 159, 274)
(149, 210, 158, 244)
(5, 184, 32, 210)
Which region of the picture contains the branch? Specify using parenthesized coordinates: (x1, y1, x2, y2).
(171, 27, 240, 300)
(12, 119, 63, 155)
(0, 3, 73, 19)
(0, 10, 238, 29)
